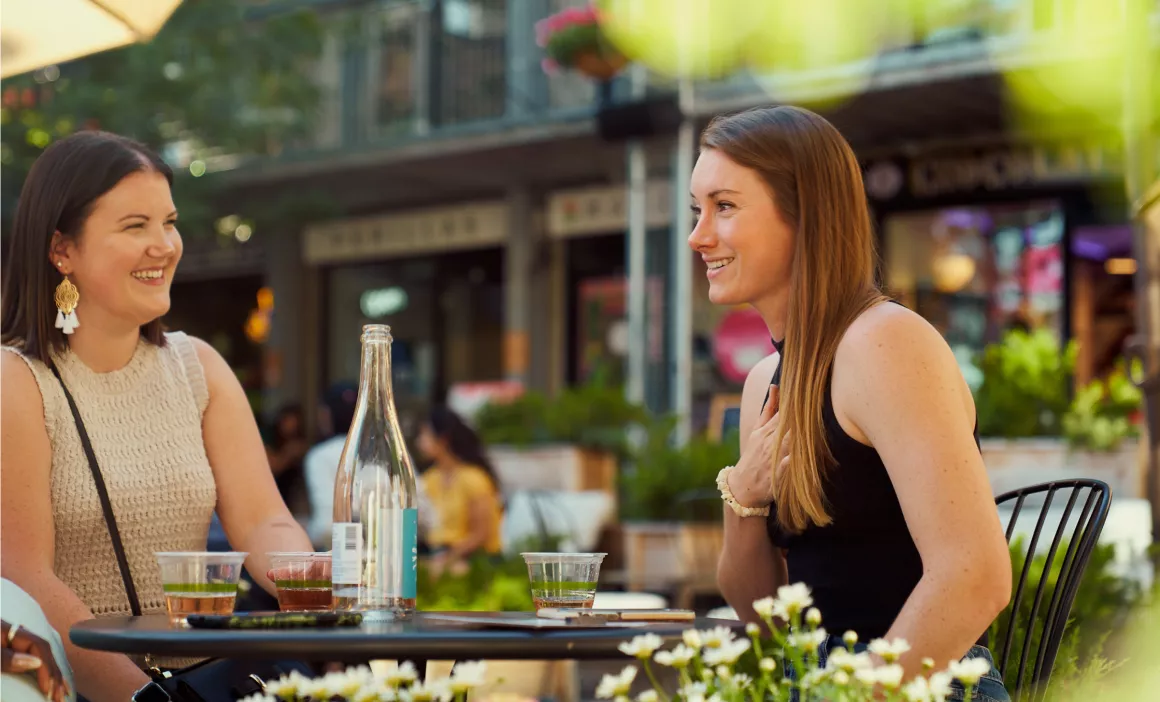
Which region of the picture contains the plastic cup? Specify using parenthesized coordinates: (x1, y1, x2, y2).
(268, 552, 333, 612)
(521, 552, 606, 610)
(155, 552, 248, 624)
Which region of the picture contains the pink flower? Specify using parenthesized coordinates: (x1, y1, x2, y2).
(535, 19, 551, 47)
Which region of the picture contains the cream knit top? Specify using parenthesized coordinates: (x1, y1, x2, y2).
(2, 332, 218, 623)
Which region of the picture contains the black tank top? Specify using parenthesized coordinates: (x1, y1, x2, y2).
(762, 336, 985, 644)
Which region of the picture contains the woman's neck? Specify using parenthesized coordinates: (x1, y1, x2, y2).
(753, 289, 790, 345)
(64, 318, 142, 373)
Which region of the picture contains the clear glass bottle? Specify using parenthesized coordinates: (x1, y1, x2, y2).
(332, 324, 419, 620)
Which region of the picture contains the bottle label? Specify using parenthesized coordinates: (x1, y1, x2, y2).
(403, 507, 417, 599)
(331, 522, 362, 585)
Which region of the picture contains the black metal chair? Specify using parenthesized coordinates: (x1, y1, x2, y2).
(992, 479, 1112, 701)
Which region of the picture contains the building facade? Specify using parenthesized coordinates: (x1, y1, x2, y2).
(217, 0, 1158, 436)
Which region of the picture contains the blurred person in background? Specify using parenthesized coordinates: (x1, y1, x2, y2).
(417, 406, 503, 577)
(264, 403, 310, 519)
(698, 107, 1010, 699)
(0, 131, 317, 701)
(305, 383, 435, 549)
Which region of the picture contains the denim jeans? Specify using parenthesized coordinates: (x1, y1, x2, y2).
(788, 636, 1012, 702)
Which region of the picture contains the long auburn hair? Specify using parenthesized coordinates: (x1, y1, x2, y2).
(701, 106, 887, 533)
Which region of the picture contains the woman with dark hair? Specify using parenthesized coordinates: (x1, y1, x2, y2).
(0, 131, 316, 701)
(417, 407, 503, 575)
(696, 107, 1011, 699)
(264, 403, 310, 517)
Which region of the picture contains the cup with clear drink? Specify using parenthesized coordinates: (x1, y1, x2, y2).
(521, 552, 606, 610)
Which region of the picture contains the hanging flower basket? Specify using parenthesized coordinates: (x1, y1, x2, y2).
(536, 3, 628, 81)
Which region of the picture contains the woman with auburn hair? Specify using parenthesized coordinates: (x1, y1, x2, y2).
(696, 106, 1011, 700)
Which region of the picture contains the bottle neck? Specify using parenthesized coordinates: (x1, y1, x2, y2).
(357, 337, 396, 411)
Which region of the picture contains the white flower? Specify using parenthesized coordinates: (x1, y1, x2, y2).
(843, 630, 859, 647)
(922, 657, 936, 671)
(745, 622, 760, 637)
(868, 638, 912, 664)
(947, 658, 991, 686)
(903, 676, 934, 702)
(238, 695, 275, 702)
(333, 670, 372, 699)
(826, 647, 872, 674)
(715, 665, 731, 679)
(402, 679, 453, 702)
(654, 644, 697, 668)
(929, 671, 954, 700)
(752, 596, 776, 618)
(679, 682, 707, 701)
(702, 638, 750, 666)
(801, 668, 828, 687)
(269, 671, 307, 698)
(730, 673, 753, 688)
(698, 626, 736, 649)
(356, 684, 398, 702)
(386, 661, 420, 686)
(637, 690, 659, 702)
(805, 607, 822, 627)
(449, 661, 488, 693)
(596, 665, 638, 699)
(682, 629, 702, 649)
(619, 633, 664, 660)
(854, 668, 879, 687)
(787, 628, 827, 653)
(759, 657, 777, 673)
(773, 583, 813, 617)
(876, 664, 905, 689)
(832, 670, 850, 686)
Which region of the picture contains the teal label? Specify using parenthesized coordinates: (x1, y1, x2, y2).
(403, 507, 417, 599)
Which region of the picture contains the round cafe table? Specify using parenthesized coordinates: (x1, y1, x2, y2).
(70, 612, 742, 664)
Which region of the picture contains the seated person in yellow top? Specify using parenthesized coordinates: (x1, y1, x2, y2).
(417, 407, 503, 576)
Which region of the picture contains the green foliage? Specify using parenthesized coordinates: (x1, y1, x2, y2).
(619, 421, 739, 522)
(974, 329, 1076, 438)
(0, 0, 330, 238)
(1062, 359, 1144, 452)
(989, 538, 1141, 693)
(474, 371, 651, 462)
(417, 556, 534, 612)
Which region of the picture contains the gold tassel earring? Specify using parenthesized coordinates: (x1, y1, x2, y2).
(54, 269, 80, 335)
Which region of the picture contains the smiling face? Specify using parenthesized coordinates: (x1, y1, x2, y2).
(688, 148, 795, 310)
(51, 169, 182, 331)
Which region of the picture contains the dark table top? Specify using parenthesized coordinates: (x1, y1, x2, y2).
(71, 613, 742, 663)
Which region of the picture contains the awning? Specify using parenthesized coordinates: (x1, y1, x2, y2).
(0, 0, 183, 79)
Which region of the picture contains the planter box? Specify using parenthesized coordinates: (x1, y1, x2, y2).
(490, 444, 617, 497)
(981, 437, 1143, 499)
(622, 521, 723, 606)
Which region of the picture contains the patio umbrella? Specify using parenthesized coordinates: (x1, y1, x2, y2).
(0, 0, 183, 79)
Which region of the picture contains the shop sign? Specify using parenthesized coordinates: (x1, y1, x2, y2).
(864, 142, 1123, 201)
(546, 180, 672, 238)
(303, 201, 509, 263)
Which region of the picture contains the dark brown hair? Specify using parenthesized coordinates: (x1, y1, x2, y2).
(1, 131, 174, 366)
(701, 106, 886, 532)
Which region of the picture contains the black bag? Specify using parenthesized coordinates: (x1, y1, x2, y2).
(50, 365, 313, 701)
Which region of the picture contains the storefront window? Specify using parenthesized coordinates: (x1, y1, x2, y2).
(325, 250, 504, 426)
(883, 201, 1066, 381)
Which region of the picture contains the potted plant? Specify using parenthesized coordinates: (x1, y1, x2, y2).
(975, 329, 1144, 497)
(618, 422, 738, 601)
(535, 2, 628, 80)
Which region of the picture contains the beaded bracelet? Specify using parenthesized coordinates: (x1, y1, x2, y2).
(716, 466, 771, 517)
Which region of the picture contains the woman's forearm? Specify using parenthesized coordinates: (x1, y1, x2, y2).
(13, 572, 151, 701)
(884, 571, 1008, 679)
(718, 511, 786, 623)
(239, 516, 314, 595)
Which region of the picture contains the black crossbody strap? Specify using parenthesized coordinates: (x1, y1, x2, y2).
(49, 364, 143, 617)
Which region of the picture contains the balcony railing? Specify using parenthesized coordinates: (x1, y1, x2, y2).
(244, 0, 1159, 166)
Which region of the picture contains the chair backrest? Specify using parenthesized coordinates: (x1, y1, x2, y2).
(992, 479, 1112, 701)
